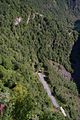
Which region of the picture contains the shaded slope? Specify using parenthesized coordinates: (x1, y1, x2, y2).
(70, 36, 80, 93)
(70, 20, 80, 93)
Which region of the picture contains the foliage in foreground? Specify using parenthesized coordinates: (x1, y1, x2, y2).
(0, 0, 80, 120)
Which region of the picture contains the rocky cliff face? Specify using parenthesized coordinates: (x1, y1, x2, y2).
(68, 0, 80, 15)
(68, 0, 76, 10)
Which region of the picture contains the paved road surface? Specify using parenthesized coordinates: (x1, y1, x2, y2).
(38, 72, 67, 117)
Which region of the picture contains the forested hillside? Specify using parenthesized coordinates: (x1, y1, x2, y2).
(0, 0, 80, 120)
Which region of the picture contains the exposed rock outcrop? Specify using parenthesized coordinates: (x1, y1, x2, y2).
(68, 0, 80, 13)
(50, 61, 71, 80)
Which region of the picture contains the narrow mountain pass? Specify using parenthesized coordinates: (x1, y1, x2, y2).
(38, 72, 67, 117)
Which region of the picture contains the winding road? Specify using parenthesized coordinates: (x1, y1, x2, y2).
(38, 72, 67, 117)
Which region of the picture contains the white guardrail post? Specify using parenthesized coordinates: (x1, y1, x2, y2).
(60, 107, 67, 117)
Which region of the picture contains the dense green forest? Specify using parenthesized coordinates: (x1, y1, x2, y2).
(0, 0, 80, 120)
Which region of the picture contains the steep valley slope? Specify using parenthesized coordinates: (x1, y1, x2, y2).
(0, 0, 80, 120)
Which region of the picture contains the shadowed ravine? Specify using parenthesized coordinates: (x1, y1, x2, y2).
(70, 20, 80, 94)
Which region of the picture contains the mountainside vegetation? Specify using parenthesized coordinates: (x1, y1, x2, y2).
(0, 0, 80, 120)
